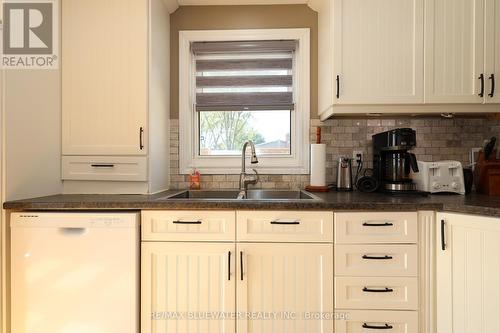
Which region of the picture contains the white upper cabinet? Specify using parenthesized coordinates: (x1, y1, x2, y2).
(424, 0, 485, 103)
(332, 0, 424, 105)
(61, 0, 170, 193)
(62, 0, 148, 155)
(485, 0, 500, 103)
(316, 0, 500, 118)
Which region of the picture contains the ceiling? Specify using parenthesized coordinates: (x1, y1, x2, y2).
(163, 0, 317, 13)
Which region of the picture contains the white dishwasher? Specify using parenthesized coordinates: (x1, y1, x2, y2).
(10, 212, 139, 333)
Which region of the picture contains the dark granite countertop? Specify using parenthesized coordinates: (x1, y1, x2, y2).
(3, 190, 500, 217)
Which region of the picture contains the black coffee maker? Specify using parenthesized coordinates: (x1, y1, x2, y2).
(373, 128, 419, 192)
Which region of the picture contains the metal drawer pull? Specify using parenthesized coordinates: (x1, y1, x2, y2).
(362, 323, 393, 330)
(489, 74, 495, 97)
(172, 220, 202, 224)
(362, 221, 394, 227)
(270, 220, 300, 225)
(336, 75, 340, 98)
(362, 287, 394, 293)
(228, 251, 231, 281)
(139, 127, 144, 150)
(240, 251, 244, 281)
(362, 255, 393, 260)
(479, 73, 485, 97)
(91, 164, 115, 168)
(441, 219, 446, 251)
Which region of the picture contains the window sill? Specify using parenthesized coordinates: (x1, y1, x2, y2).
(179, 157, 310, 175)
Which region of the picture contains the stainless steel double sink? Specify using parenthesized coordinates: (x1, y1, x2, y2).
(156, 189, 320, 201)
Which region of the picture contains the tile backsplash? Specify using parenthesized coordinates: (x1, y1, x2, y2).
(169, 116, 500, 190)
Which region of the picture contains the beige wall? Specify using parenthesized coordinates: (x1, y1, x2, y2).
(170, 5, 318, 119)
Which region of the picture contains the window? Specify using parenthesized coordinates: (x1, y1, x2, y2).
(199, 110, 291, 156)
(179, 29, 310, 174)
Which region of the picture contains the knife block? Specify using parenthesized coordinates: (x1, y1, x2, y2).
(474, 150, 500, 196)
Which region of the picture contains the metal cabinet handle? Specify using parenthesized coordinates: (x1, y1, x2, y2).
(139, 127, 144, 150)
(172, 220, 202, 224)
(336, 75, 340, 99)
(91, 164, 115, 168)
(362, 287, 394, 293)
(479, 74, 485, 97)
(441, 219, 446, 251)
(270, 220, 300, 225)
(362, 255, 393, 260)
(362, 323, 393, 330)
(228, 251, 231, 281)
(489, 74, 496, 97)
(362, 221, 394, 227)
(240, 251, 244, 281)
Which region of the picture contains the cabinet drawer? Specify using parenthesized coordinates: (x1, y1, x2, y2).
(62, 156, 147, 181)
(335, 277, 418, 310)
(142, 211, 235, 241)
(236, 211, 333, 242)
(334, 212, 418, 244)
(335, 310, 418, 333)
(335, 244, 418, 277)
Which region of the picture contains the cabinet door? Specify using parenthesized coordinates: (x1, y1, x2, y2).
(62, 0, 148, 155)
(485, 0, 500, 103)
(425, 0, 485, 103)
(142, 242, 236, 333)
(237, 243, 333, 333)
(436, 213, 500, 333)
(333, 0, 424, 104)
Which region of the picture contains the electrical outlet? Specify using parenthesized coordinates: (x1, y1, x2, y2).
(470, 148, 482, 169)
(353, 150, 363, 163)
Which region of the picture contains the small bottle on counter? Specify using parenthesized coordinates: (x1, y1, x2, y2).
(189, 169, 201, 190)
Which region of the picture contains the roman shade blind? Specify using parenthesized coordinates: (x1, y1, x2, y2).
(192, 40, 297, 112)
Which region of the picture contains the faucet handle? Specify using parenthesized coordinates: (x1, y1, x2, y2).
(251, 169, 260, 183)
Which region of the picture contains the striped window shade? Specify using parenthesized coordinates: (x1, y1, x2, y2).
(192, 40, 297, 112)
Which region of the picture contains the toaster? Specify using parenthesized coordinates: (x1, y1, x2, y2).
(413, 161, 466, 194)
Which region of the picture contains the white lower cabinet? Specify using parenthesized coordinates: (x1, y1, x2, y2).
(436, 213, 500, 333)
(335, 244, 418, 277)
(142, 210, 236, 242)
(141, 210, 334, 333)
(335, 277, 419, 310)
(236, 243, 334, 333)
(141, 242, 236, 333)
(334, 212, 419, 333)
(334, 212, 418, 244)
(236, 211, 333, 243)
(140, 209, 500, 333)
(335, 310, 419, 333)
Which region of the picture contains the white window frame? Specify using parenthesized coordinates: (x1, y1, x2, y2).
(179, 28, 310, 174)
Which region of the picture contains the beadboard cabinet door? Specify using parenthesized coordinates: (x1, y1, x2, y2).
(141, 242, 236, 333)
(236, 243, 334, 333)
(485, 0, 500, 103)
(436, 213, 500, 333)
(332, 0, 424, 104)
(424, 0, 485, 103)
(62, 0, 148, 155)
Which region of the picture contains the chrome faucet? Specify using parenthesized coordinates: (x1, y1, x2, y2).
(239, 140, 259, 195)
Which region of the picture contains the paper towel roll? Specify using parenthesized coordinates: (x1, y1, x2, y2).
(310, 144, 326, 186)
